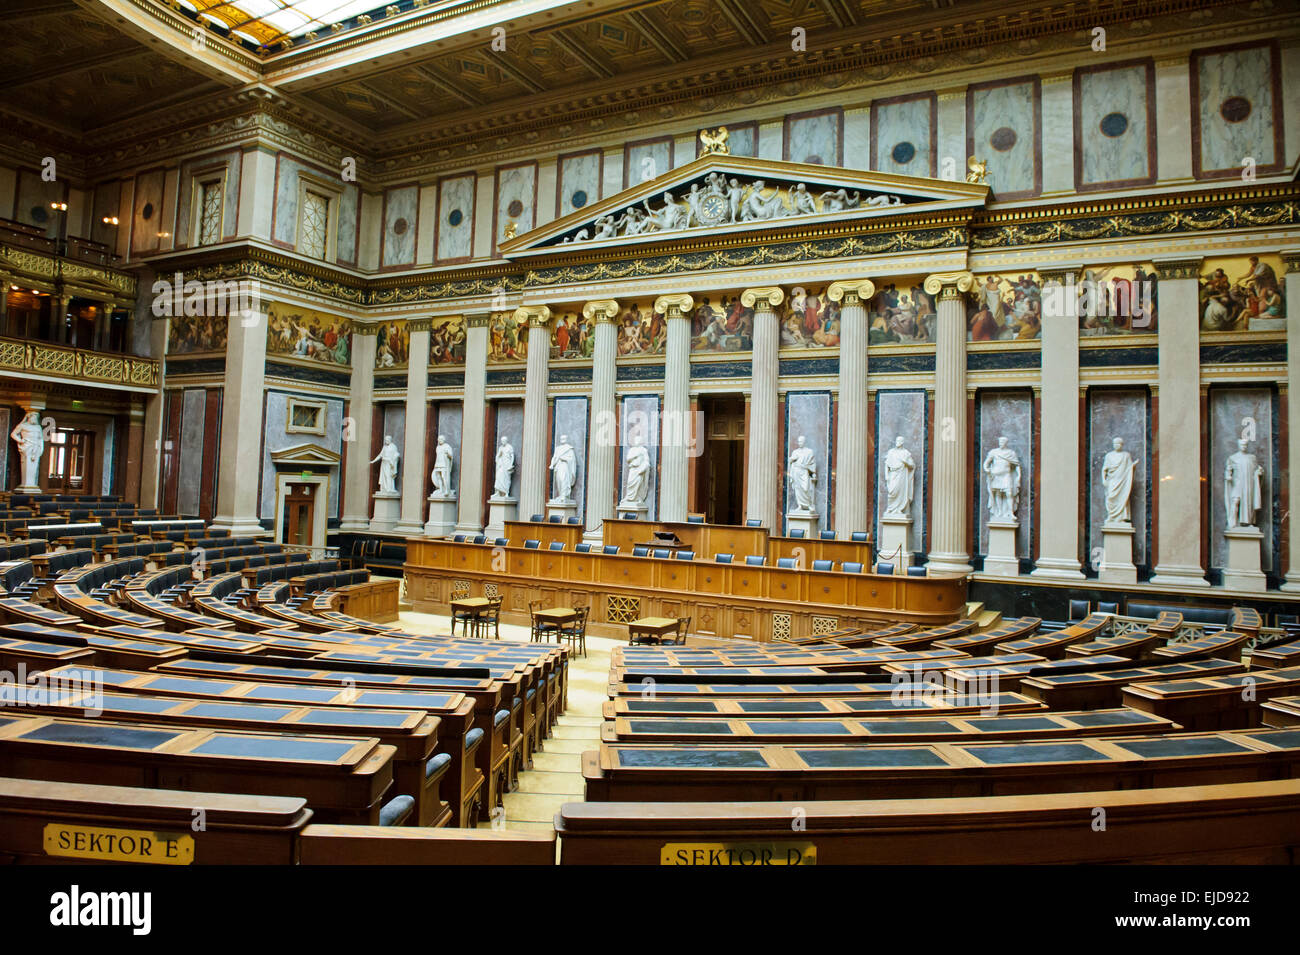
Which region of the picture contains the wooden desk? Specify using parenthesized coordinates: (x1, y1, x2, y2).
(628, 616, 681, 645)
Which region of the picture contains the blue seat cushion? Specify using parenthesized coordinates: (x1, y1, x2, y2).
(379, 794, 415, 827)
(465, 728, 485, 751)
(424, 752, 452, 780)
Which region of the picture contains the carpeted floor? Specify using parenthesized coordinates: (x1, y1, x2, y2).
(398, 610, 615, 833)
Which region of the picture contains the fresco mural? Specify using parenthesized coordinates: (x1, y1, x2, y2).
(551, 311, 594, 359)
(266, 303, 351, 365)
(430, 316, 467, 365)
(691, 294, 755, 352)
(616, 301, 666, 356)
(374, 320, 409, 368)
(780, 286, 841, 348)
(1078, 264, 1158, 336)
(488, 310, 528, 362)
(168, 313, 227, 354)
(968, 273, 1043, 342)
(867, 279, 936, 345)
(1199, 254, 1286, 332)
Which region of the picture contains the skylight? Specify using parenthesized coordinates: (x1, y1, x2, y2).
(176, 0, 395, 46)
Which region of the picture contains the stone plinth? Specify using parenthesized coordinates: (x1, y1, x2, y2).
(546, 499, 579, 524)
(1222, 525, 1266, 592)
(786, 510, 820, 541)
(1098, 521, 1138, 585)
(878, 515, 913, 571)
(983, 519, 1020, 577)
(424, 495, 458, 537)
(485, 496, 518, 538)
(369, 491, 401, 533)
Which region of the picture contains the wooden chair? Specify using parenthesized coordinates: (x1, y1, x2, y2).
(561, 606, 590, 658)
(451, 599, 478, 638)
(474, 595, 502, 640)
(662, 616, 690, 646)
(529, 600, 560, 643)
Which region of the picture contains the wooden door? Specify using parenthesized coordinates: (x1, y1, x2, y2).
(282, 482, 316, 546)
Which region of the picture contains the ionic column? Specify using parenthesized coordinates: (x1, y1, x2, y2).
(1280, 252, 1300, 590)
(656, 293, 694, 523)
(339, 326, 377, 532)
(210, 302, 269, 537)
(583, 299, 619, 540)
(394, 319, 431, 536)
(1031, 269, 1085, 578)
(517, 305, 553, 520)
(1149, 256, 1209, 587)
(740, 287, 783, 531)
(925, 270, 976, 574)
(827, 280, 875, 539)
(455, 313, 491, 534)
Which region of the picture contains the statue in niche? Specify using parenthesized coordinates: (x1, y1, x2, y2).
(491, 436, 515, 499)
(371, 435, 399, 495)
(430, 435, 455, 498)
(882, 436, 916, 518)
(788, 435, 818, 513)
(1225, 438, 1264, 529)
(10, 411, 44, 490)
(1100, 437, 1136, 525)
(982, 435, 1022, 521)
(549, 435, 577, 503)
(620, 443, 651, 506)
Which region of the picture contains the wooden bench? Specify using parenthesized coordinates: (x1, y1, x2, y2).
(1065, 629, 1163, 660)
(556, 778, 1300, 865)
(994, 613, 1112, 659)
(1121, 665, 1300, 731)
(869, 619, 980, 650)
(1261, 695, 1300, 728)
(1248, 638, 1300, 670)
(602, 692, 1044, 719)
(1151, 631, 1249, 662)
(1019, 658, 1246, 710)
(929, 617, 1042, 655)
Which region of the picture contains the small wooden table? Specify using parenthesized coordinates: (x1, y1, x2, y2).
(628, 616, 680, 645)
(533, 607, 578, 627)
(450, 596, 491, 637)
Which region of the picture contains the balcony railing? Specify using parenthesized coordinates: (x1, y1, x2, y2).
(0, 337, 159, 389)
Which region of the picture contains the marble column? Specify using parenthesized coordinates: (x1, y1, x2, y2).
(656, 293, 694, 524)
(1149, 256, 1209, 587)
(1032, 269, 1085, 578)
(743, 287, 784, 531)
(583, 299, 619, 540)
(827, 280, 874, 539)
(140, 315, 168, 509)
(455, 313, 491, 534)
(924, 270, 975, 574)
(339, 326, 377, 532)
(394, 319, 431, 536)
(517, 305, 553, 521)
(210, 301, 269, 537)
(1281, 252, 1300, 591)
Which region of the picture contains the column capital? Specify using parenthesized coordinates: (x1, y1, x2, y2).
(465, 312, 492, 328)
(654, 293, 694, 319)
(407, 317, 433, 334)
(1150, 255, 1201, 280)
(1281, 250, 1300, 273)
(582, 299, 620, 323)
(352, 323, 379, 336)
(923, 270, 975, 299)
(826, 280, 875, 306)
(1038, 268, 1079, 286)
(513, 304, 552, 328)
(740, 286, 785, 309)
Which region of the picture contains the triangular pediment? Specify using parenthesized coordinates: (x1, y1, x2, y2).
(498, 154, 989, 258)
(270, 443, 340, 467)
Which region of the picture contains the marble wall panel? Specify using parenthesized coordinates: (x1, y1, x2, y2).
(494, 162, 536, 253)
(871, 95, 935, 177)
(1075, 61, 1155, 189)
(783, 392, 831, 533)
(696, 123, 757, 158)
(976, 391, 1033, 555)
(493, 400, 525, 503)
(557, 151, 602, 219)
(434, 402, 463, 498)
(381, 184, 418, 268)
(1209, 387, 1275, 572)
(618, 395, 660, 521)
(436, 174, 475, 262)
(259, 391, 345, 520)
(624, 138, 673, 187)
(785, 110, 842, 166)
(875, 390, 927, 554)
(177, 388, 206, 516)
(1087, 389, 1149, 568)
(968, 78, 1039, 198)
(552, 397, 589, 518)
(1193, 42, 1281, 176)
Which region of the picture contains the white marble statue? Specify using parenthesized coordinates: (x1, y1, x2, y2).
(371, 435, 399, 495)
(1225, 438, 1264, 529)
(982, 435, 1022, 521)
(741, 180, 785, 221)
(430, 434, 455, 498)
(620, 443, 651, 506)
(10, 411, 44, 490)
(819, 188, 862, 211)
(1101, 437, 1136, 524)
(643, 191, 688, 231)
(549, 435, 577, 503)
(882, 436, 916, 518)
(788, 435, 817, 513)
(790, 182, 817, 215)
(492, 436, 515, 499)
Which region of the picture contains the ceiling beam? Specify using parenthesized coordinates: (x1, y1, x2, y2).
(484, 51, 547, 94)
(626, 10, 688, 63)
(548, 29, 615, 80)
(357, 81, 426, 120)
(0, 45, 145, 91)
(413, 64, 483, 107)
(0, 0, 78, 21)
(818, 0, 860, 29)
(714, 0, 768, 46)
